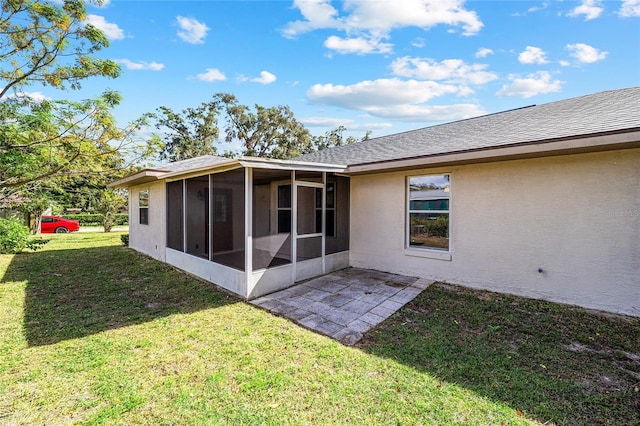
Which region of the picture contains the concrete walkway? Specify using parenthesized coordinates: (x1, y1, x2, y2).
(251, 268, 432, 345)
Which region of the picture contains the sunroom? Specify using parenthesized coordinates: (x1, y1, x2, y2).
(113, 157, 350, 299)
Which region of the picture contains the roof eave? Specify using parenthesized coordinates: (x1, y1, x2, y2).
(345, 129, 640, 175)
(108, 170, 168, 188)
(161, 159, 240, 180)
(238, 156, 347, 172)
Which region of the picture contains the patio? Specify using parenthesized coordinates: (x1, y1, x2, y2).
(250, 268, 432, 345)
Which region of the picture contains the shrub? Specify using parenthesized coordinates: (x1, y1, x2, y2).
(102, 212, 115, 233)
(61, 213, 101, 225)
(121, 234, 129, 246)
(425, 215, 449, 238)
(114, 213, 129, 226)
(62, 213, 128, 226)
(411, 215, 449, 238)
(0, 217, 49, 253)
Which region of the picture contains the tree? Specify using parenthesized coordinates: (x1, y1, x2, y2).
(95, 188, 125, 232)
(151, 100, 223, 162)
(220, 94, 313, 159)
(0, 0, 159, 204)
(0, 0, 120, 98)
(151, 93, 372, 162)
(311, 125, 371, 151)
(151, 93, 314, 161)
(0, 91, 155, 200)
(16, 186, 52, 233)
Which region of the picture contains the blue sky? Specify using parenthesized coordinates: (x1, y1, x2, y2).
(31, 0, 640, 148)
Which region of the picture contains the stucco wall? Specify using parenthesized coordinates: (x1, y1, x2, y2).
(349, 148, 640, 316)
(129, 181, 166, 261)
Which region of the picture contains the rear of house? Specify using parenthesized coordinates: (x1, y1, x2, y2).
(112, 87, 640, 317)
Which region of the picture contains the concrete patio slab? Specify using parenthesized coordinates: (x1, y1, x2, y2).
(250, 268, 432, 345)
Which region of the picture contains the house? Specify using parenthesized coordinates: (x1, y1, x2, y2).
(111, 87, 640, 317)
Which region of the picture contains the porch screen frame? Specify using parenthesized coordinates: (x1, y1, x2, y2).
(292, 172, 326, 273)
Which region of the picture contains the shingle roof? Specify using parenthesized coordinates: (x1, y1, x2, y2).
(297, 87, 640, 166)
(155, 155, 232, 173)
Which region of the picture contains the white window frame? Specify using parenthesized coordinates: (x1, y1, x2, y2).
(139, 188, 149, 225)
(405, 174, 452, 261)
(275, 183, 292, 234)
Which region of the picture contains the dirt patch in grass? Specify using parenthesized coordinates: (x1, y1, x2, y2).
(358, 282, 640, 426)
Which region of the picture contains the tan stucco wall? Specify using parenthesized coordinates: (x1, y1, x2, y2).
(349, 148, 640, 316)
(129, 182, 166, 261)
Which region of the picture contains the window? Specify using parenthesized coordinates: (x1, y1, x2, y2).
(166, 181, 183, 251)
(325, 182, 336, 237)
(186, 176, 209, 259)
(325, 174, 349, 254)
(408, 175, 450, 251)
(277, 184, 291, 233)
(139, 189, 149, 225)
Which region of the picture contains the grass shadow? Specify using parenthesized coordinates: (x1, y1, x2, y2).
(2, 245, 238, 346)
(356, 282, 640, 425)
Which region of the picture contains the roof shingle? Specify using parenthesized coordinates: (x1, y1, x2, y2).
(155, 155, 232, 173)
(297, 87, 640, 166)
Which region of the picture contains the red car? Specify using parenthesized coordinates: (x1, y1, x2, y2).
(40, 216, 80, 233)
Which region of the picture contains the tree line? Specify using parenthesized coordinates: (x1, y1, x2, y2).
(150, 93, 369, 163)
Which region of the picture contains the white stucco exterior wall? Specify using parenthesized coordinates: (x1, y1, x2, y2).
(349, 148, 640, 317)
(129, 182, 166, 261)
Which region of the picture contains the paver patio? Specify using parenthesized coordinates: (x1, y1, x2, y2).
(250, 268, 432, 345)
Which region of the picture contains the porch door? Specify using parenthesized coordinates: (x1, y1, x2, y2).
(294, 182, 324, 280)
(212, 188, 232, 252)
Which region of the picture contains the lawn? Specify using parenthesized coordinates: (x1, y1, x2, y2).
(0, 233, 638, 425)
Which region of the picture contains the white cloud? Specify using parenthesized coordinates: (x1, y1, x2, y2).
(251, 71, 277, 85)
(306, 78, 484, 122)
(475, 47, 494, 58)
(412, 38, 426, 48)
(196, 68, 226, 82)
(300, 117, 393, 131)
(620, 0, 640, 17)
(282, 0, 341, 38)
(363, 103, 485, 121)
(496, 71, 563, 98)
(176, 16, 209, 44)
(308, 78, 461, 109)
(301, 117, 354, 127)
(512, 1, 551, 15)
(559, 60, 571, 67)
(391, 56, 498, 85)
(568, 0, 604, 20)
(518, 46, 548, 64)
(566, 43, 608, 63)
(115, 59, 164, 71)
(324, 35, 393, 55)
(9, 91, 50, 102)
(341, 0, 483, 36)
(84, 14, 124, 40)
(527, 1, 551, 13)
(283, 0, 483, 55)
(349, 122, 393, 131)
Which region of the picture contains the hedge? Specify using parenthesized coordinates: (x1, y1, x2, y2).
(61, 213, 129, 226)
(410, 215, 449, 237)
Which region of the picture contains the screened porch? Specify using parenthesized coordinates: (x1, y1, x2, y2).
(162, 160, 350, 299)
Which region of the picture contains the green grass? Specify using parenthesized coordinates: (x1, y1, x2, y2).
(1, 233, 638, 425)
